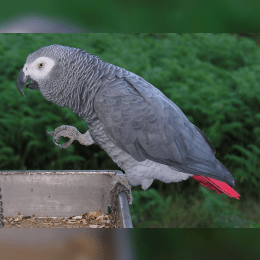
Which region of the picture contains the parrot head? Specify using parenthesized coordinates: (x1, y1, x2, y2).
(16, 44, 103, 117)
(16, 44, 71, 102)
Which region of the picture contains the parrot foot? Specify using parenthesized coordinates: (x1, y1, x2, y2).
(47, 125, 95, 149)
(109, 172, 133, 208)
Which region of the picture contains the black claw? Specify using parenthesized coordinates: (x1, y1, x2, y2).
(47, 128, 75, 150)
(53, 138, 59, 145)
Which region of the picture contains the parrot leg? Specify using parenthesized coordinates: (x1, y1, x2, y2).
(47, 126, 133, 205)
(47, 125, 95, 149)
(109, 172, 133, 207)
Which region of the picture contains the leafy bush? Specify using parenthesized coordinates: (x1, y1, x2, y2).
(199, 186, 246, 228)
(0, 33, 260, 213)
(130, 189, 172, 227)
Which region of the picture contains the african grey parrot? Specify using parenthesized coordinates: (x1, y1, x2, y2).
(16, 44, 240, 205)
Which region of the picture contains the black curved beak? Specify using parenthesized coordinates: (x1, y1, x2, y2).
(16, 69, 29, 97)
(16, 69, 39, 96)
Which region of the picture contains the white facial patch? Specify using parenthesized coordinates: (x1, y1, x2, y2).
(23, 57, 55, 82)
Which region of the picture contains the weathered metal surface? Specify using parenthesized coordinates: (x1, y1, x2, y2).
(0, 170, 115, 218)
(117, 184, 133, 228)
(0, 186, 4, 227)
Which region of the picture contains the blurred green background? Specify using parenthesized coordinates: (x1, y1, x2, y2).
(131, 229, 260, 259)
(0, 33, 260, 228)
(1, 0, 260, 32)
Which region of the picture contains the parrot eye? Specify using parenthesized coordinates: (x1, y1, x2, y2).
(38, 63, 44, 68)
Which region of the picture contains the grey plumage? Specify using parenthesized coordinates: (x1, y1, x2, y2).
(16, 44, 235, 192)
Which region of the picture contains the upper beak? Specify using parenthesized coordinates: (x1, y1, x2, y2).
(16, 69, 39, 96)
(16, 69, 30, 97)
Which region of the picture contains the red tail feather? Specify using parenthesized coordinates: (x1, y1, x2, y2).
(192, 175, 240, 200)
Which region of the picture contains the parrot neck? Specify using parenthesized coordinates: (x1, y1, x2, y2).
(57, 52, 105, 124)
(65, 80, 102, 125)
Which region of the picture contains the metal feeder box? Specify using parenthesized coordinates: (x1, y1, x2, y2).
(0, 170, 133, 228)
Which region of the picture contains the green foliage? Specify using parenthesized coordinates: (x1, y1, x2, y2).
(1, 33, 260, 227)
(225, 144, 260, 192)
(130, 189, 172, 227)
(199, 186, 245, 228)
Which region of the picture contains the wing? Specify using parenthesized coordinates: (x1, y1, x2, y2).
(94, 67, 235, 186)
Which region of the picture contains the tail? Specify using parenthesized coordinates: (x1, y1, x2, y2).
(192, 175, 240, 200)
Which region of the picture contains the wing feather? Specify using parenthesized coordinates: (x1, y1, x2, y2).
(94, 67, 235, 186)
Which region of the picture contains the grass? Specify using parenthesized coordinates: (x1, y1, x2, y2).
(130, 185, 260, 228)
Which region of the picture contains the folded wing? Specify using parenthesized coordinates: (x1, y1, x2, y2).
(94, 67, 235, 187)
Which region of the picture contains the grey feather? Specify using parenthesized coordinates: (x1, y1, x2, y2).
(16, 44, 236, 189)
